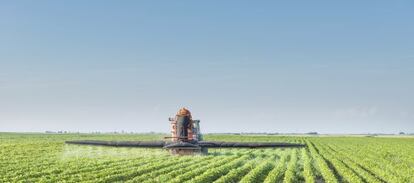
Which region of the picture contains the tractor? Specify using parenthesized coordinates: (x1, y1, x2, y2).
(66, 108, 304, 155)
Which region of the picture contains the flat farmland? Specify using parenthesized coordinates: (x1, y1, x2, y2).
(0, 133, 413, 183)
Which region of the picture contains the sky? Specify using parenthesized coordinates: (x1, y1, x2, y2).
(1, 1, 413, 134)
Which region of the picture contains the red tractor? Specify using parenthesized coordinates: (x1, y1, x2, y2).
(66, 108, 304, 155)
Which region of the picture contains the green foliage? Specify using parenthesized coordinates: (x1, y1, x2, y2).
(213, 158, 256, 183)
(1, 133, 413, 183)
(283, 149, 298, 183)
(239, 160, 274, 183)
(264, 152, 289, 183)
(301, 148, 315, 183)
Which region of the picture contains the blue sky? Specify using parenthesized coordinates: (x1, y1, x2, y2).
(1, 1, 413, 133)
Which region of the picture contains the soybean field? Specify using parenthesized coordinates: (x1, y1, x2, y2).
(1, 133, 413, 183)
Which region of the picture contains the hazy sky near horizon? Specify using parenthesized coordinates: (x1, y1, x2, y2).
(1, 1, 413, 133)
